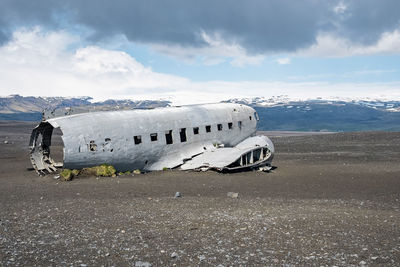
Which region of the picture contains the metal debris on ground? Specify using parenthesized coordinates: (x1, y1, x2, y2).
(171, 252, 178, 258)
(259, 166, 272, 172)
(227, 192, 239, 199)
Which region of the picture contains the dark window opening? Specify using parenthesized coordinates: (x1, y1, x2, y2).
(134, 135, 142, 145)
(241, 152, 251, 165)
(238, 121, 242, 129)
(105, 138, 111, 142)
(89, 140, 97, 151)
(205, 125, 211, 133)
(193, 127, 199, 135)
(249, 115, 252, 120)
(150, 133, 158, 141)
(217, 124, 223, 131)
(253, 148, 261, 162)
(228, 122, 233, 129)
(165, 130, 173, 145)
(180, 128, 187, 142)
(241, 154, 247, 165)
(246, 152, 252, 164)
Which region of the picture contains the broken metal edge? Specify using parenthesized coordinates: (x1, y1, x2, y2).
(29, 121, 63, 176)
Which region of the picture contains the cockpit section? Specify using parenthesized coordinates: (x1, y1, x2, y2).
(180, 135, 274, 172)
(226, 146, 272, 170)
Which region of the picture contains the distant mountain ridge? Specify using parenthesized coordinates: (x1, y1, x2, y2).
(0, 94, 93, 114)
(0, 95, 171, 121)
(224, 97, 400, 131)
(1, 95, 400, 131)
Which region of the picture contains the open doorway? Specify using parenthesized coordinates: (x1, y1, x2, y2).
(29, 122, 64, 175)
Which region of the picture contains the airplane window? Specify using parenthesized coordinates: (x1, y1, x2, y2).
(241, 154, 247, 165)
(134, 135, 142, 145)
(246, 152, 252, 164)
(217, 124, 223, 131)
(206, 125, 211, 132)
(193, 127, 199, 135)
(165, 130, 173, 145)
(228, 122, 233, 129)
(238, 121, 242, 129)
(150, 133, 157, 141)
(263, 147, 270, 158)
(253, 148, 261, 162)
(180, 128, 187, 142)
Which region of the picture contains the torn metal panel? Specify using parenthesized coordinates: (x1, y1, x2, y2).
(148, 143, 216, 170)
(29, 103, 274, 175)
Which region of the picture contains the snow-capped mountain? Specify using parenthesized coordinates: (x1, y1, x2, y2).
(0, 95, 170, 120)
(224, 96, 400, 112)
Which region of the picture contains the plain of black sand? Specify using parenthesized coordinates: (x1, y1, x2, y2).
(0, 121, 399, 266)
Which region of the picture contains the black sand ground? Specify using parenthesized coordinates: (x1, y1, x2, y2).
(0, 121, 399, 266)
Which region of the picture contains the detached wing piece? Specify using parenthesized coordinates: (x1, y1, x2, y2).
(180, 135, 274, 171)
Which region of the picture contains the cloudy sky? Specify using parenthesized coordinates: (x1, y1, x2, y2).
(1, 0, 400, 103)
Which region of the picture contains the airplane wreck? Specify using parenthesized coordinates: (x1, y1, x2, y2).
(29, 103, 274, 175)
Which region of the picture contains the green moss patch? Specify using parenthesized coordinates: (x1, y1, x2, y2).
(81, 164, 117, 177)
(60, 164, 117, 180)
(60, 169, 80, 181)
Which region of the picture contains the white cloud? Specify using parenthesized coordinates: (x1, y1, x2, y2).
(333, 2, 347, 14)
(299, 29, 400, 57)
(1, 27, 77, 67)
(1, 28, 400, 105)
(151, 31, 265, 67)
(0, 28, 189, 100)
(276, 57, 291, 65)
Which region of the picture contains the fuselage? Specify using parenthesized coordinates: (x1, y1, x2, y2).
(33, 103, 260, 172)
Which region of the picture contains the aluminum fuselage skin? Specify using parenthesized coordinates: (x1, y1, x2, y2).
(44, 103, 259, 171)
